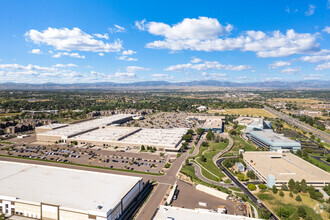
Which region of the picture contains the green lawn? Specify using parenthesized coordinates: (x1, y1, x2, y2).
(306, 155, 330, 172)
(180, 164, 231, 194)
(195, 142, 227, 179)
(189, 146, 195, 154)
(225, 135, 257, 156)
(256, 191, 323, 220)
(229, 187, 242, 192)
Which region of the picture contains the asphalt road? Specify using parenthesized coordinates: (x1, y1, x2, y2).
(216, 157, 279, 220)
(265, 106, 330, 143)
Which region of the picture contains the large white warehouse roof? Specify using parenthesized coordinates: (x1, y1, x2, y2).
(0, 161, 142, 215)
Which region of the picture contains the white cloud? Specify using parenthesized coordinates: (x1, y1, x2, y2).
(165, 60, 251, 71)
(117, 56, 138, 61)
(126, 66, 148, 73)
(281, 67, 300, 74)
(114, 72, 136, 77)
(323, 26, 330, 34)
(91, 71, 106, 78)
(237, 76, 248, 80)
(315, 62, 330, 70)
(98, 53, 104, 56)
(0, 63, 82, 79)
(135, 19, 147, 31)
(144, 17, 232, 40)
(25, 27, 122, 53)
(269, 61, 291, 69)
(191, 58, 202, 63)
(140, 18, 319, 57)
(52, 52, 85, 59)
(109, 25, 126, 33)
(122, 50, 136, 55)
(300, 54, 330, 63)
(52, 63, 77, 68)
(150, 73, 174, 80)
(305, 4, 316, 16)
(303, 74, 324, 80)
(94, 33, 109, 40)
(265, 77, 283, 81)
(29, 49, 43, 54)
(202, 72, 227, 79)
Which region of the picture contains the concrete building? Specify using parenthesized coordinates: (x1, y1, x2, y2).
(243, 151, 330, 187)
(154, 205, 256, 220)
(0, 161, 143, 220)
(248, 130, 301, 152)
(36, 114, 133, 143)
(186, 116, 225, 133)
(36, 114, 188, 151)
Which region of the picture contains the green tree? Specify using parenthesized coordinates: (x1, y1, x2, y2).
(297, 206, 307, 218)
(289, 192, 293, 197)
(288, 178, 295, 191)
(301, 179, 308, 193)
(196, 128, 203, 135)
(272, 185, 278, 194)
(141, 145, 145, 151)
(258, 184, 267, 190)
(247, 170, 256, 179)
(206, 129, 214, 141)
(281, 184, 288, 191)
(185, 158, 190, 166)
(248, 183, 256, 191)
(279, 190, 284, 197)
(295, 195, 302, 202)
(200, 155, 207, 162)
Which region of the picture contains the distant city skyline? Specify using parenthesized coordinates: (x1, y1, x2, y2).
(0, 0, 329, 84)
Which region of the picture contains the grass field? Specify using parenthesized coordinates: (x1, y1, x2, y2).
(0, 113, 20, 118)
(225, 135, 257, 156)
(306, 155, 330, 172)
(209, 108, 276, 118)
(270, 98, 323, 104)
(189, 146, 195, 154)
(195, 142, 227, 179)
(256, 191, 324, 220)
(180, 164, 231, 194)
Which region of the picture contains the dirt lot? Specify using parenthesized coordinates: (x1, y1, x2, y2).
(171, 180, 245, 216)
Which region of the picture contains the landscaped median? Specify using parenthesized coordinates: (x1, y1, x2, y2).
(0, 154, 163, 176)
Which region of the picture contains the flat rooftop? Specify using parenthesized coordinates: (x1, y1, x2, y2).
(120, 128, 188, 149)
(36, 123, 68, 130)
(38, 114, 133, 138)
(71, 127, 141, 142)
(0, 161, 142, 214)
(154, 206, 256, 220)
(250, 130, 301, 147)
(243, 151, 330, 183)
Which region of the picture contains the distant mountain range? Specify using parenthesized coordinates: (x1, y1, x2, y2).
(0, 80, 328, 90)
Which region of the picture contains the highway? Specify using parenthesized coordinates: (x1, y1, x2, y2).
(265, 106, 330, 143)
(216, 157, 279, 220)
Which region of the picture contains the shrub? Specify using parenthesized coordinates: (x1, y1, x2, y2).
(293, 189, 298, 194)
(224, 179, 232, 184)
(289, 192, 293, 197)
(258, 184, 267, 190)
(272, 185, 278, 194)
(295, 195, 302, 202)
(279, 190, 284, 197)
(297, 206, 307, 218)
(281, 184, 288, 191)
(247, 170, 256, 179)
(248, 184, 256, 191)
(164, 163, 171, 168)
(237, 173, 248, 181)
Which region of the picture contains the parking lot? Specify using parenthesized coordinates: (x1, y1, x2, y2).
(171, 180, 245, 216)
(0, 144, 170, 174)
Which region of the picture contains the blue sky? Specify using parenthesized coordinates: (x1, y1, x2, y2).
(0, 0, 329, 84)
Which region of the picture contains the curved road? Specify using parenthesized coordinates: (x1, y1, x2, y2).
(265, 106, 330, 143)
(216, 157, 278, 220)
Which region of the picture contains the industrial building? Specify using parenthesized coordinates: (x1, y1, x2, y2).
(36, 114, 188, 151)
(243, 151, 330, 188)
(248, 130, 301, 152)
(36, 114, 134, 143)
(237, 116, 301, 152)
(154, 206, 256, 220)
(0, 161, 143, 220)
(186, 116, 225, 133)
